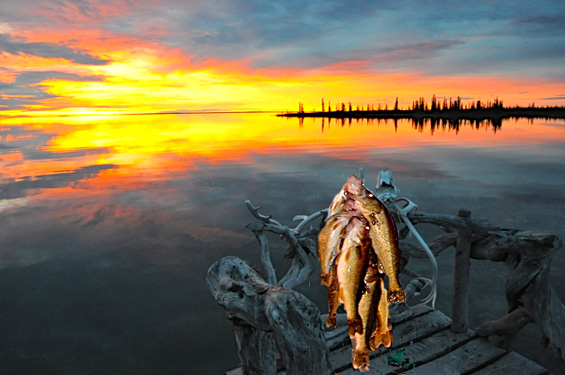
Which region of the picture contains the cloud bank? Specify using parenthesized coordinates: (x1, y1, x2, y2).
(0, 0, 564, 112)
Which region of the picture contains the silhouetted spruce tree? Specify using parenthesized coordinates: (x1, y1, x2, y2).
(394, 97, 399, 111)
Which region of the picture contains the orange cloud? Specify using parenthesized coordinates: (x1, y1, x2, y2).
(2, 2, 564, 117)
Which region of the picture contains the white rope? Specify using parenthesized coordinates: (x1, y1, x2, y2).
(395, 197, 438, 309)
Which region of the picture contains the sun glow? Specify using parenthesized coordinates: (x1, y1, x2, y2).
(3, 34, 564, 118)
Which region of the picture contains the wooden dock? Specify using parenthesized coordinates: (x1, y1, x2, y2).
(226, 304, 547, 375)
(214, 175, 563, 375)
(328, 305, 547, 375)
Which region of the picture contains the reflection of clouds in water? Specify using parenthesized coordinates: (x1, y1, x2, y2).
(0, 164, 118, 199)
(0, 197, 28, 212)
(1, 145, 563, 271)
(0, 179, 256, 272)
(0, 116, 564, 374)
(23, 147, 112, 161)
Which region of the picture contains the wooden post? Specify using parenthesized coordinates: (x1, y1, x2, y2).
(452, 209, 472, 332)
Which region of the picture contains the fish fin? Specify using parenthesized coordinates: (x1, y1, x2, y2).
(352, 347, 370, 372)
(370, 331, 394, 350)
(347, 316, 364, 336)
(325, 314, 337, 328)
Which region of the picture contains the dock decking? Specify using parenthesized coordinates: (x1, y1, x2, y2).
(226, 305, 547, 375)
(329, 305, 547, 375)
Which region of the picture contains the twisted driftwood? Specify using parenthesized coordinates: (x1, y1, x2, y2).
(207, 256, 331, 375)
(399, 211, 564, 361)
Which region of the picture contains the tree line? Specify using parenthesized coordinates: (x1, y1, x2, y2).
(298, 95, 564, 114)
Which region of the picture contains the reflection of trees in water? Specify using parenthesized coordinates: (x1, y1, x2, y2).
(304, 115, 565, 134)
(314, 116, 504, 133)
(284, 96, 565, 134)
(412, 117, 503, 133)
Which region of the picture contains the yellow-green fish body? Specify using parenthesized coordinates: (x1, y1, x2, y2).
(345, 175, 405, 303)
(351, 265, 380, 372)
(351, 264, 393, 371)
(336, 216, 370, 336)
(318, 211, 361, 328)
(318, 213, 352, 286)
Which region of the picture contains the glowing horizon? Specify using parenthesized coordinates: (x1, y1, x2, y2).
(1, 1, 564, 116)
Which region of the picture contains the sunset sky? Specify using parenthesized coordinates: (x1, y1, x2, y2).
(1, 0, 564, 116)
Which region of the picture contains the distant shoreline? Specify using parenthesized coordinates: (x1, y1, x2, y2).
(277, 107, 565, 121)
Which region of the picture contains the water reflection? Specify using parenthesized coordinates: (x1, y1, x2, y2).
(300, 112, 565, 134)
(0, 113, 564, 374)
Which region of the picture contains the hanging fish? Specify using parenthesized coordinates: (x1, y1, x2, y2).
(318, 174, 405, 372)
(335, 215, 371, 337)
(318, 212, 354, 327)
(351, 261, 393, 371)
(344, 175, 406, 304)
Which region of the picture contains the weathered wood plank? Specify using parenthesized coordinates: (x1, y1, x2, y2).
(409, 338, 506, 374)
(472, 352, 548, 375)
(227, 305, 435, 375)
(325, 303, 434, 350)
(452, 209, 472, 333)
(338, 328, 475, 374)
(330, 309, 452, 372)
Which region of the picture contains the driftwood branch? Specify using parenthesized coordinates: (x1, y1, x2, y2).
(245, 224, 277, 285)
(244, 200, 323, 290)
(474, 232, 565, 361)
(207, 256, 331, 375)
(374, 171, 564, 362)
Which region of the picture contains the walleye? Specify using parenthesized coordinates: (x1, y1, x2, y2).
(335, 216, 371, 336)
(318, 211, 357, 328)
(318, 174, 405, 372)
(318, 212, 353, 286)
(351, 265, 393, 371)
(344, 175, 406, 303)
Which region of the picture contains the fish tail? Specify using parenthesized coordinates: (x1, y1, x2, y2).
(325, 313, 337, 328)
(370, 332, 394, 350)
(382, 331, 393, 348)
(352, 347, 370, 372)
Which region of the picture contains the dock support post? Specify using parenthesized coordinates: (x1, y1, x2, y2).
(452, 209, 472, 333)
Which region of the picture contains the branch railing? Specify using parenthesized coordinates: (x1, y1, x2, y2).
(208, 169, 564, 375)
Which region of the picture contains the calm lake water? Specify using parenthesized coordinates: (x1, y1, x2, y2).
(1, 113, 564, 374)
